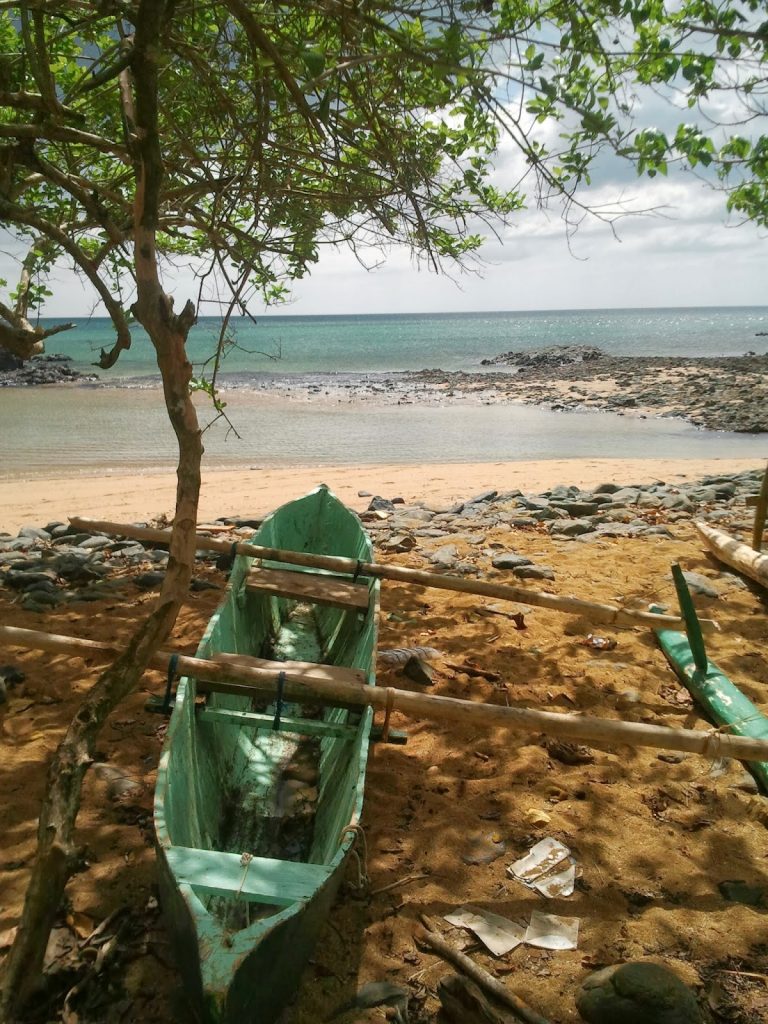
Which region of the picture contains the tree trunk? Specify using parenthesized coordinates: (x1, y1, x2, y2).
(0, 4, 203, 1016)
(0, 320, 201, 1021)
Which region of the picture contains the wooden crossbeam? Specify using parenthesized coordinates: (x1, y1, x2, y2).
(197, 706, 357, 739)
(246, 566, 370, 611)
(196, 653, 367, 699)
(70, 517, 719, 633)
(163, 846, 333, 905)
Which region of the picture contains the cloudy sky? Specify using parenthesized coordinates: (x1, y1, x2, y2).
(3, 80, 765, 318)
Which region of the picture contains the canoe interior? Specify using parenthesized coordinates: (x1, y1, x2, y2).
(154, 486, 379, 1020)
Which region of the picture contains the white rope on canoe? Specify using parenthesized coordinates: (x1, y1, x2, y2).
(339, 823, 369, 892)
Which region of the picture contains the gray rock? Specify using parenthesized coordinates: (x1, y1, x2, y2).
(18, 526, 51, 541)
(78, 535, 111, 550)
(550, 500, 602, 516)
(402, 655, 434, 686)
(577, 961, 703, 1024)
(593, 482, 622, 494)
(367, 496, 396, 512)
(610, 488, 642, 504)
(513, 564, 555, 581)
(134, 571, 166, 589)
(637, 492, 662, 509)
(3, 569, 57, 590)
(660, 493, 694, 512)
(357, 490, 372, 497)
(53, 532, 92, 547)
(548, 519, 596, 537)
(508, 516, 538, 527)
(429, 545, 459, 569)
(682, 571, 720, 598)
(22, 589, 61, 607)
(517, 495, 551, 511)
(531, 507, 564, 522)
(466, 490, 498, 505)
(382, 535, 417, 553)
(491, 553, 533, 570)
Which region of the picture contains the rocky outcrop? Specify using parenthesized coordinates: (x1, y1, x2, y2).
(0, 353, 99, 387)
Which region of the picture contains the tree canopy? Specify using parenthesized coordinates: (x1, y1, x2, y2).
(0, 5, 766, 1015)
(0, 1, 764, 366)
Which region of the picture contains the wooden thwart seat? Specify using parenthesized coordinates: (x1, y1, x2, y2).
(246, 565, 369, 611)
(164, 846, 333, 906)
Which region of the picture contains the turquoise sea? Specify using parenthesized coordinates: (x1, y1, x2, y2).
(37, 305, 768, 379)
(2, 307, 767, 477)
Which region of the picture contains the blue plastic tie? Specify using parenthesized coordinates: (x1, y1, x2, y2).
(272, 671, 286, 731)
(163, 653, 180, 714)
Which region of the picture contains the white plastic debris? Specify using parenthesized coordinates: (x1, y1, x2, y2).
(508, 837, 577, 898)
(524, 910, 580, 950)
(444, 906, 526, 957)
(508, 837, 570, 882)
(533, 862, 576, 899)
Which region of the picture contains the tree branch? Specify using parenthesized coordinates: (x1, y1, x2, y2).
(0, 197, 132, 362)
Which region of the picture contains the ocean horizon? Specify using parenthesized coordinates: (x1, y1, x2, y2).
(33, 305, 768, 380)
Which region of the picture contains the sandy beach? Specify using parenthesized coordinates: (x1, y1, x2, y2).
(2, 460, 768, 1022)
(1, 456, 765, 535)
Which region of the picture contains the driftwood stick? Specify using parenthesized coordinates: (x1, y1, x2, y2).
(438, 973, 521, 1024)
(69, 516, 718, 634)
(417, 916, 552, 1024)
(3, 624, 768, 762)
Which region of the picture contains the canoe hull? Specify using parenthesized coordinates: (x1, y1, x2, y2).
(156, 834, 350, 1022)
(154, 486, 378, 1022)
(656, 628, 768, 793)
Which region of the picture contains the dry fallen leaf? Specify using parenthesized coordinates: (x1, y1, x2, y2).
(66, 912, 95, 940)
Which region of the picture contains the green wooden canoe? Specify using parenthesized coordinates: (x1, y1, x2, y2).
(154, 486, 380, 1023)
(656, 629, 768, 793)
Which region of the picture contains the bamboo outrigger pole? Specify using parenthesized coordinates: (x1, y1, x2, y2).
(696, 521, 768, 590)
(1, 624, 764, 761)
(69, 517, 718, 634)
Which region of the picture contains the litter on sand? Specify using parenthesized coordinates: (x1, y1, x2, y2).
(444, 906, 526, 956)
(524, 910, 580, 950)
(507, 837, 577, 897)
(444, 905, 581, 955)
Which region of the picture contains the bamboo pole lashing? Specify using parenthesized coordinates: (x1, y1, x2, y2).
(68, 516, 718, 634)
(2, 624, 767, 762)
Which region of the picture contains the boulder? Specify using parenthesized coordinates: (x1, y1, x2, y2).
(577, 961, 702, 1024)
